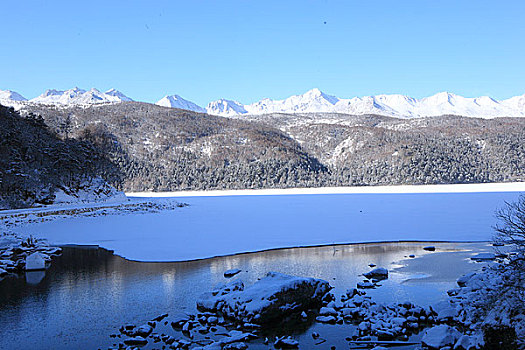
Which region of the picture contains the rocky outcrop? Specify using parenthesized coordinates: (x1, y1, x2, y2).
(197, 272, 331, 324)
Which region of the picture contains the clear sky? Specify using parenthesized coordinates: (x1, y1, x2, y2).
(1, 0, 524, 106)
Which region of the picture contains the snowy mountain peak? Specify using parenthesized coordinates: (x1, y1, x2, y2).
(0, 89, 27, 102)
(206, 99, 248, 116)
(105, 88, 133, 101)
(31, 87, 132, 105)
(156, 94, 205, 113)
(301, 88, 339, 104)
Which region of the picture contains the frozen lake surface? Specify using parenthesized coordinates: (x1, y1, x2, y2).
(10, 191, 524, 261)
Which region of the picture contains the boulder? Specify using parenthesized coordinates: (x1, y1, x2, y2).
(471, 252, 496, 261)
(357, 280, 375, 289)
(197, 272, 331, 324)
(316, 315, 336, 323)
(224, 268, 242, 278)
(457, 272, 476, 287)
(123, 336, 148, 346)
(422, 325, 461, 349)
(363, 267, 388, 280)
(431, 301, 457, 322)
(24, 252, 46, 270)
(319, 307, 337, 316)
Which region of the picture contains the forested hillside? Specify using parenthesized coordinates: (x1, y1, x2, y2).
(17, 102, 525, 192)
(0, 105, 121, 208)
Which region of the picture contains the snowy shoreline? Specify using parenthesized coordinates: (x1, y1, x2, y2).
(126, 182, 525, 198)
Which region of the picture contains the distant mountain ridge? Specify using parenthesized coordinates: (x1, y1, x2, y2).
(0, 87, 132, 107)
(205, 89, 525, 119)
(2, 87, 525, 119)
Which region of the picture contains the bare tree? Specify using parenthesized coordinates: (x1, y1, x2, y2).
(494, 195, 525, 256)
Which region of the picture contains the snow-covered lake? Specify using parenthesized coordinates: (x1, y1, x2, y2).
(11, 189, 524, 261)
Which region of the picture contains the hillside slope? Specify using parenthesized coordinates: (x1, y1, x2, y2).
(0, 105, 123, 209)
(18, 102, 525, 192)
(20, 103, 326, 191)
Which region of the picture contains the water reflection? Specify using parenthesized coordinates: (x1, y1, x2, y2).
(0, 242, 490, 350)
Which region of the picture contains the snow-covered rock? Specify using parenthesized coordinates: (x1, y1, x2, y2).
(456, 272, 476, 287)
(431, 300, 457, 322)
(357, 280, 375, 289)
(421, 325, 461, 349)
(316, 315, 336, 323)
(156, 94, 206, 113)
(470, 252, 496, 261)
(196, 272, 331, 324)
(24, 252, 46, 270)
(363, 267, 388, 280)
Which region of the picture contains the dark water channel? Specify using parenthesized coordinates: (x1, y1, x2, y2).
(0, 242, 493, 350)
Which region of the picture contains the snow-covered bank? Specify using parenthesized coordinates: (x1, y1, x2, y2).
(127, 182, 525, 198)
(9, 191, 524, 262)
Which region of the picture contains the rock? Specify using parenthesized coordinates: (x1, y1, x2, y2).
(24, 252, 46, 271)
(376, 330, 394, 340)
(152, 313, 168, 322)
(218, 330, 256, 345)
(423, 246, 436, 251)
(274, 336, 299, 348)
(170, 312, 192, 328)
(316, 315, 336, 323)
(224, 268, 242, 278)
(358, 321, 370, 331)
(456, 272, 477, 288)
(357, 280, 375, 289)
(431, 301, 457, 322)
(421, 325, 461, 349)
(454, 334, 476, 350)
(363, 267, 388, 280)
(197, 272, 331, 324)
(132, 324, 153, 337)
(391, 317, 406, 326)
(319, 307, 337, 316)
(471, 252, 496, 261)
(223, 342, 248, 350)
(123, 336, 148, 346)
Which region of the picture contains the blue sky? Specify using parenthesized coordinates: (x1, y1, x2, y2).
(1, 1, 524, 106)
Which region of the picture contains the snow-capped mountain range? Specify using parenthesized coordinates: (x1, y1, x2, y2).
(202, 88, 525, 119)
(0, 87, 133, 107)
(1, 87, 524, 119)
